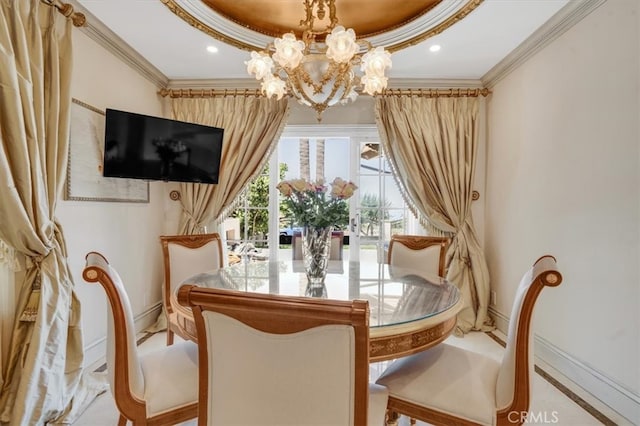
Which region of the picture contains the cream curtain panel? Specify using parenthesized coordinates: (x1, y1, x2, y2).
(170, 96, 289, 234)
(375, 96, 492, 334)
(0, 1, 91, 423)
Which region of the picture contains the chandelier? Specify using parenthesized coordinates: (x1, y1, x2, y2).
(245, 0, 392, 121)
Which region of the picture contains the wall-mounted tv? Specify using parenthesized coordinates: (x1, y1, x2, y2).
(103, 109, 224, 184)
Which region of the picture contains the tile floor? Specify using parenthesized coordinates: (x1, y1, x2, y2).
(75, 330, 620, 426)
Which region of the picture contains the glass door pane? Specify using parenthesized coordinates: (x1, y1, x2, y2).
(354, 141, 419, 263)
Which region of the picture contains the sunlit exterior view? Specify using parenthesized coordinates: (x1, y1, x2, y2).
(226, 132, 424, 263)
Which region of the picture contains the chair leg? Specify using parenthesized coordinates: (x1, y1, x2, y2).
(166, 328, 174, 346)
(118, 414, 127, 425)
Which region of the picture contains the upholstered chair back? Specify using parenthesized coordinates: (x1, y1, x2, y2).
(495, 255, 563, 414)
(388, 235, 449, 277)
(210, 314, 356, 424)
(161, 233, 223, 301)
(330, 230, 344, 260)
(83, 252, 145, 405)
(177, 286, 372, 426)
(292, 230, 344, 261)
(160, 233, 223, 345)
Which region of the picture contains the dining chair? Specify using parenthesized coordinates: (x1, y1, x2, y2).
(82, 252, 198, 425)
(177, 286, 389, 426)
(292, 230, 345, 261)
(160, 233, 223, 345)
(387, 235, 449, 278)
(375, 255, 563, 426)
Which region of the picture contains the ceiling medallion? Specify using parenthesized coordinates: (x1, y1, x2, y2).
(245, 0, 392, 121)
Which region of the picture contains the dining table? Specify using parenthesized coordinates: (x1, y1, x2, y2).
(172, 260, 463, 362)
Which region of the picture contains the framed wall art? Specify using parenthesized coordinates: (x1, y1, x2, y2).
(65, 99, 149, 203)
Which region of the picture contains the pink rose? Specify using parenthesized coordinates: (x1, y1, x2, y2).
(311, 180, 326, 193)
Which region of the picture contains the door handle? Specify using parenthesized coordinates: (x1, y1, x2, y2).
(350, 214, 359, 233)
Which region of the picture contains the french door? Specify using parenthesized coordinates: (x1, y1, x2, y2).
(275, 125, 420, 262)
(228, 125, 422, 263)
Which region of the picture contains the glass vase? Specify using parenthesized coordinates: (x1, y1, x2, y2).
(301, 225, 332, 295)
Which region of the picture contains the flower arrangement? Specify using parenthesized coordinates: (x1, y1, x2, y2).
(276, 177, 358, 229)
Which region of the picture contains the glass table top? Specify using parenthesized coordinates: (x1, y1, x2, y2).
(181, 260, 460, 330)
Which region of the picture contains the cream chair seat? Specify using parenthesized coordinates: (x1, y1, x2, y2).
(387, 235, 449, 278)
(160, 233, 223, 345)
(83, 252, 198, 425)
(178, 285, 389, 426)
(376, 255, 563, 426)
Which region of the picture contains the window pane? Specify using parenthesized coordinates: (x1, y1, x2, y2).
(228, 166, 270, 262)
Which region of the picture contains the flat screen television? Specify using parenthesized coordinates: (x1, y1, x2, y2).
(103, 109, 224, 184)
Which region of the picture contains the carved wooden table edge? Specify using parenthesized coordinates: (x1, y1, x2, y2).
(173, 297, 461, 362)
(369, 316, 457, 362)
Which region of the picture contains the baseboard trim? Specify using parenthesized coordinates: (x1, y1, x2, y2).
(84, 302, 163, 371)
(534, 334, 640, 425)
(488, 306, 509, 332)
(488, 307, 639, 424)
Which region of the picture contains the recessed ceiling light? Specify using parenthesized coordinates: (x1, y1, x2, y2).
(206, 45, 219, 54)
(429, 45, 441, 53)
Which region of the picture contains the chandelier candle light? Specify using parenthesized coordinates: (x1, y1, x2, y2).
(246, 0, 392, 121)
(277, 177, 358, 291)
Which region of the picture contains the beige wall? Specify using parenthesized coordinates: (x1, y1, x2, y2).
(59, 30, 172, 365)
(485, 0, 639, 420)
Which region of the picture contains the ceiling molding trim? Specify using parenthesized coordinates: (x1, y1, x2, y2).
(482, 0, 607, 88)
(369, 0, 483, 52)
(165, 78, 485, 91)
(68, 0, 168, 88)
(162, 0, 261, 51)
(167, 78, 261, 90)
(163, 0, 481, 53)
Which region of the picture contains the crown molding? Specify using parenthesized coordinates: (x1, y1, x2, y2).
(68, 0, 169, 88)
(165, 78, 485, 91)
(482, 0, 607, 88)
(166, 78, 260, 90)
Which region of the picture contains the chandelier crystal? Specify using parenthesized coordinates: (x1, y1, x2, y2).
(245, 0, 392, 121)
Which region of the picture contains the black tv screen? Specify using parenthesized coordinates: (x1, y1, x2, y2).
(103, 109, 223, 184)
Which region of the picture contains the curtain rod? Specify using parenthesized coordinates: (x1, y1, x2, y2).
(40, 0, 86, 27)
(380, 88, 490, 97)
(159, 88, 264, 98)
(159, 87, 491, 99)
